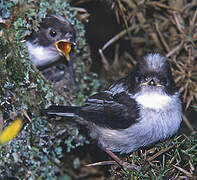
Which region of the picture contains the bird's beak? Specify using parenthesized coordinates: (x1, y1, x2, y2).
(55, 40, 76, 62)
(141, 79, 162, 87)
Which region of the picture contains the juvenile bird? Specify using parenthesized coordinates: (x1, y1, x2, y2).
(44, 53, 182, 169)
(26, 15, 76, 83)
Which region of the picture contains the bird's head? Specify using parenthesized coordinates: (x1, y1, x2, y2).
(129, 54, 177, 95)
(128, 54, 179, 109)
(39, 15, 76, 65)
(26, 15, 76, 68)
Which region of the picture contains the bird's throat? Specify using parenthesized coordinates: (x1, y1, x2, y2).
(134, 92, 171, 109)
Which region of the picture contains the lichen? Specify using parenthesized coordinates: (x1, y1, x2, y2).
(0, 0, 100, 179)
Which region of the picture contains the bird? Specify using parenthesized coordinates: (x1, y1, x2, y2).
(43, 53, 182, 169)
(26, 15, 76, 83)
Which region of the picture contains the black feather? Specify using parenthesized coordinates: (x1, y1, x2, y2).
(43, 105, 80, 115)
(78, 91, 139, 129)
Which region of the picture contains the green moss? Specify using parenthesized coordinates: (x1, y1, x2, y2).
(110, 134, 197, 179)
(0, 0, 99, 179)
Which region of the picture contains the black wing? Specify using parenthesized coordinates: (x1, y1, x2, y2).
(78, 91, 139, 130)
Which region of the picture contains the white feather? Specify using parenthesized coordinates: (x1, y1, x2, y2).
(134, 92, 171, 109)
(47, 112, 75, 117)
(90, 92, 182, 154)
(145, 53, 166, 71)
(26, 41, 60, 67)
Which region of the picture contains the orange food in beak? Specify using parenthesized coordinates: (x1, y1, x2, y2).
(56, 41, 72, 61)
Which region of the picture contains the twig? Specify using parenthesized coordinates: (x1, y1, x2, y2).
(166, 41, 184, 57)
(101, 25, 135, 51)
(181, 2, 197, 12)
(189, 160, 195, 172)
(22, 109, 32, 123)
(147, 144, 174, 161)
(0, 114, 3, 132)
(155, 22, 170, 52)
(117, 0, 129, 30)
(182, 114, 196, 134)
(173, 165, 193, 178)
(85, 160, 116, 167)
(147, 145, 174, 162)
(122, 0, 136, 9)
(146, 2, 179, 12)
(98, 49, 110, 71)
(124, 52, 136, 65)
(71, 7, 88, 13)
(173, 13, 185, 34)
(190, 9, 197, 27)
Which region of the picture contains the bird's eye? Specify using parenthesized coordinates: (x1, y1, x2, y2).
(160, 78, 168, 86)
(136, 75, 146, 83)
(49, 29, 57, 37)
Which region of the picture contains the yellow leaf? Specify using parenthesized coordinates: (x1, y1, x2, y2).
(0, 118, 22, 144)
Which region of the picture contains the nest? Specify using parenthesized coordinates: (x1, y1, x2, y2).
(77, 0, 197, 109)
(110, 0, 197, 109)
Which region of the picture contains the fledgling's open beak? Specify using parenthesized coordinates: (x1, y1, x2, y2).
(55, 40, 76, 63)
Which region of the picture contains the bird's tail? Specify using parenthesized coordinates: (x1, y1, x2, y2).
(43, 105, 80, 117)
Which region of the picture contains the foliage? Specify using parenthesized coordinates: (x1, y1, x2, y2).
(96, 0, 197, 109)
(70, 0, 197, 179)
(110, 134, 197, 179)
(0, 0, 99, 179)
